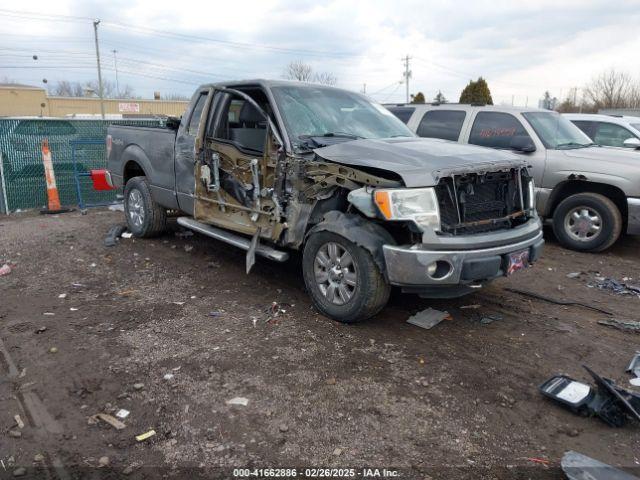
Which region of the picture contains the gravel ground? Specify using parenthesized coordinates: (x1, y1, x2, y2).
(1, 209, 639, 479)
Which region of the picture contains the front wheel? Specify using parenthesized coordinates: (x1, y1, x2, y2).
(302, 231, 390, 323)
(552, 192, 622, 252)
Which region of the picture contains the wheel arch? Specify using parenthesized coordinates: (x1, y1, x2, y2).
(121, 145, 153, 185)
(546, 180, 627, 226)
(304, 210, 395, 278)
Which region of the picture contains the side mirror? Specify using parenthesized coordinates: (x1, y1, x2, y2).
(510, 135, 536, 153)
(623, 137, 640, 149)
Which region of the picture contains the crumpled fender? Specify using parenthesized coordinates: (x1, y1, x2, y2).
(305, 211, 395, 276)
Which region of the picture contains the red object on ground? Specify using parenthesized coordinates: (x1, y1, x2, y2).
(90, 169, 115, 191)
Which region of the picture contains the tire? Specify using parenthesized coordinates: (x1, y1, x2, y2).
(552, 192, 622, 252)
(123, 176, 167, 238)
(302, 231, 390, 323)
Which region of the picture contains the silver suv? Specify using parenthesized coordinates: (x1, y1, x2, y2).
(564, 113, 640, 150)
(387, 103, 640, 252)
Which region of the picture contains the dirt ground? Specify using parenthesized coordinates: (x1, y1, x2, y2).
(1, 209, 639, 479)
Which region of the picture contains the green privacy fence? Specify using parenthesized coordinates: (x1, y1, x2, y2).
(0, 118, 163, 213)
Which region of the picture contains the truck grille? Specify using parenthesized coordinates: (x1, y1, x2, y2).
(436, 169, 530, 235)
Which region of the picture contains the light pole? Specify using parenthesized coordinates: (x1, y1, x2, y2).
(93, 19, 105, 119)
(112, 49, 120, 98)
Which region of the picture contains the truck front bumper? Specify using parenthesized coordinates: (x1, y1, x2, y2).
(383, 230, 544, 298)
(627, 198, 640, 235)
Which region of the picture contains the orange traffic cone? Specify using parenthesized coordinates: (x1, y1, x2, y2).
(40, 138, 70, 214)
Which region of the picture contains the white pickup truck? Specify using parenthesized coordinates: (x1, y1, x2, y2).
(388, 103, 640, 252)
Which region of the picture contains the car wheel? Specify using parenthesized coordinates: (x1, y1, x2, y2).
(123, 176, 167, 238)
(302, 231, 390, 323)
(552, 192, 622, 252)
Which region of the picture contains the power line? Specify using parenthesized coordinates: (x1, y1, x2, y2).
(0, 8, 366, 59)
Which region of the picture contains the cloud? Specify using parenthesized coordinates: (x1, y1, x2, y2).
(1, 0, 639, 105)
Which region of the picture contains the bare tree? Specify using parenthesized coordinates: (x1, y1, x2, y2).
(162, 93, 190, 101)
(583, 69, 639, 110)
(283, 60, 337, 86)
(284, 60, 314, 82)
(49, 79, 136, 98)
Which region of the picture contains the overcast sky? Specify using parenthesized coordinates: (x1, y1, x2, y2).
(1, 0, 640, 106)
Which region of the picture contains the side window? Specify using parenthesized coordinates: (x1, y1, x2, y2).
(187, 92, 208, 135)
(417, 110, 466, 141)
(469, 112, 531, 149)
(571, 120, 597, 140)
(594, 122, 636, 147)
(387, 107, 415, 124)
(214, 96, 267, 154)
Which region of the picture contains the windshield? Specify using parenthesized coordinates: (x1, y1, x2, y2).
(523, 112, 594, 149)
(271, 85, 414, 150)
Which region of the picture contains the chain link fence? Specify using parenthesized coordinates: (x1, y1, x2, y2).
(0, 118, 163, 213)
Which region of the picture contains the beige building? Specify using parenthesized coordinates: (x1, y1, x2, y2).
(0, 83, 189, 118)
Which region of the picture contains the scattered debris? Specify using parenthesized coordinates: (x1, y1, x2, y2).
(598, 319, 640, 333)
(173, 301, 185, 306)
(12, 467, 26, 477)
(630, 378, 640, 387)
(566, 272, 582, 279)
(278, 424, 289, 433)
(133, 383, 145, 390)
(95, 413, 126, 430)
(226, 397, 249, 406)
(8, 430, 21, 438)
(163, 373, 174, 380)
(264, 302, 291, 322)
(505, 288, 613, 315)
(98, 456, 110, 467)
(135, 429, 156, 442)
(561, 450, 639, 480)
(540, 365, 640, 427)
(592, 277, 640, 297)
(49, 347, 58, 353)
(208, 311, 223, 317)
(43, 312, 55, 316)
(525, 457, 550, 466)
(407, 308, 451, 330)
(104, 225, 126, 247)
(33, 454, 44, 462)
(460, 304, 481, 310)
(333, 448, 343, 456)
(35, 326, 47, 334)
(108, 203, 124, 212)
(58, 293, 67, 299)
(0, 263, 12, 276)
(121, 232, 133, 239)
(184, 245, 193, 252)
(14, 415, 24, 429)
(628, 353, 640, 378)
(480, 313, 503, 325)
(115, 409, 130, 420)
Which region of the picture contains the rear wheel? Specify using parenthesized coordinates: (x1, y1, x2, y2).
(552, 192, 622, 252)
(123, 176, 167, 238)
(302, 231, 390, 323)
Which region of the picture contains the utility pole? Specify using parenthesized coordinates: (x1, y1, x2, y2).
(402, 55, 412, 104)
(112, 49, 120, 98)
(93, 19, 105, 119)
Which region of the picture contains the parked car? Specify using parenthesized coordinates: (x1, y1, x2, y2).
(564, 113, 640, 150)
(387, 103, 640, 252)
(103, 81, 543, 323)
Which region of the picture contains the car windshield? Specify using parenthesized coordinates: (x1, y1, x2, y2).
(522, 112, 594, 149)
(271, 85, 414, 150)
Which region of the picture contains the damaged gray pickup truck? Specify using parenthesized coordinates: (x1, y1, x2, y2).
(105, 80, 544, 323)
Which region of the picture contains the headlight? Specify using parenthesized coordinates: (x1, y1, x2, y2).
(373, 187, 441, 231)
(527, 179, 535, 211)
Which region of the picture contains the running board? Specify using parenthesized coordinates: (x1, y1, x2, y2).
(177, 217, 289, 263)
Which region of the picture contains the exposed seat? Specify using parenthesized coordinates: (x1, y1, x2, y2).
(229, 102, 266, 152)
